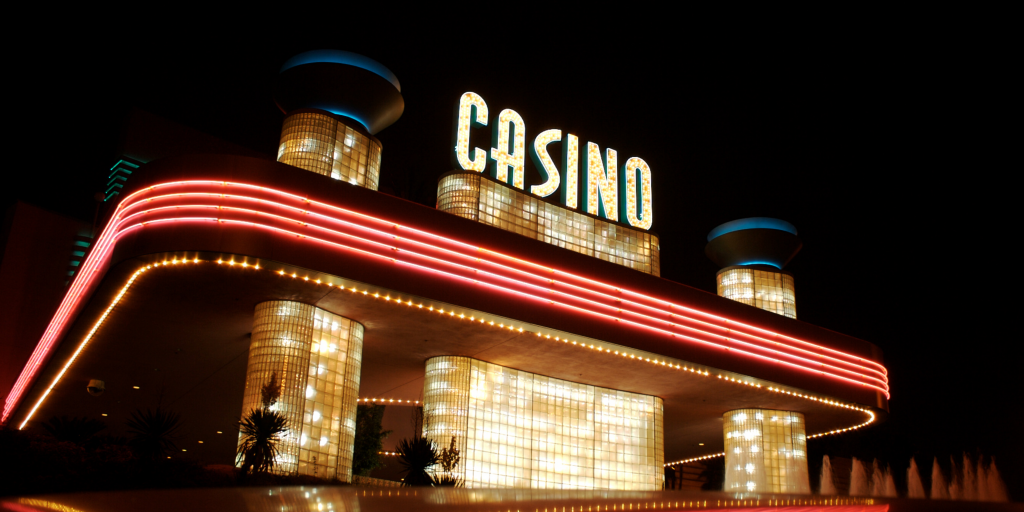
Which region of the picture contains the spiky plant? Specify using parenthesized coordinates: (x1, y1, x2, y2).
(41, 415, 106, 445)
(430, 472, 464, 487)
(125, 408, 181, 461)
(431, 435, 463, 486)
(260, 372, 282, 410)
(236, 407, 289, 474)
(396, 436, 439, 486)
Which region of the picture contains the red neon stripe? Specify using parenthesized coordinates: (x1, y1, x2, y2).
(116, 183, 889, 376)
(112, 200, 889, 388)
(112, 191, 890, 382)
(3, 200, 123, 417)
(3, 180, 890, 424)
(107, 211, 891, 395)
(159, 203, 888, 388)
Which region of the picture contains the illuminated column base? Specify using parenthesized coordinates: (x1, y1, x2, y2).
(723, 408, 809, 494)
(423, 356, 664, 490)
(277, 109, 382, 189)
(716, 266, 796, 319)
(238, 300, 363, 481)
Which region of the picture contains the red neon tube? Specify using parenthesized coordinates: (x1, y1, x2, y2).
(3, 181, 890, 424)
(114, 189, 889, 381)
(113, 202, 889, 389)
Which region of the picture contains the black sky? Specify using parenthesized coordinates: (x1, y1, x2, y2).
(8, 17, 1018, 496)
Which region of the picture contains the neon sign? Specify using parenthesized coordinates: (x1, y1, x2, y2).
(452, 92, 653, 230)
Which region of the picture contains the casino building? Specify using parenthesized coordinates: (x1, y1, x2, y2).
(0, 51, 889, 492)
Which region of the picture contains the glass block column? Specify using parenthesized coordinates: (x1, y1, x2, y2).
(423, 356, 664, 490)
(437, 172, 661, 276)
(716, 267, 797, 319)
(723, 408, 809, 494)
(277, 110, 382, 190)
(436, 172, 481, 221)
(238, 300, 364, 481)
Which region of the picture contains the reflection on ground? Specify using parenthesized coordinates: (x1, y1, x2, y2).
(3, 487, 1020, 512)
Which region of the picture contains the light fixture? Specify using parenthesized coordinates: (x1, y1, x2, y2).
(10, 179, 888, 432)
(13, 241, 878, 445)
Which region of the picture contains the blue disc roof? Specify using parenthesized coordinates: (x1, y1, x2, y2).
(707, 217, 798, 242)
(281, 50, 401, 92)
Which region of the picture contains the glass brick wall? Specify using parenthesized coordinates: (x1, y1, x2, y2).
(278, 110, 382, 190)
(436, 173, 482, 222)
(437, 172, 660, 276)
(723, 409, 809, 494)
(423, 356, 664, 490)
(238, 300, 363, 481)
(240, 301, 315, 474)
(298, 309, 363, 481)
(716, 267, 797, 319)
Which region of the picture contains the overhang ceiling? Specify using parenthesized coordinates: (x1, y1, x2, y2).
(20, 252, 877, 468)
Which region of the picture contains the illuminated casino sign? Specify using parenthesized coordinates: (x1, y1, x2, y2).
(453, 92, 653, 230)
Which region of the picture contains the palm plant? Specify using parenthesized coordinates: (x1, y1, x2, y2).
(236, 373, 289, 475)
(396, 436, 439, 486)
(41, 415, 106, 445)
(260, 372, 281, 409)
(236, 407, 289, 474)
(125, 408, 181, 461)
(431, 473, 462, 486)
(431, 435, 463, 486)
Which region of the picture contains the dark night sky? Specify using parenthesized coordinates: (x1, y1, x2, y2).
(7, 18, 1018, 496)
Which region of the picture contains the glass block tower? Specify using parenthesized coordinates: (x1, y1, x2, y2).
(723, 409, 810, 493)
(238, 300, 363, 481)
(437, 172, 661, 275)
(705, 218, 802, 319)
(273, 50, 405, 190)
(422, 356, 664, 490)
(234, 50, 403, 482)
(277, 111, 382, 188)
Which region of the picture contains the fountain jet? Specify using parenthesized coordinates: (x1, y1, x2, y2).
(869, 459, 885, 496)
(906, 457, 926, 498)
(962, 453, 977, 501)
(819, 455, 837, 495)
(849, 458, 869, 496)
(948, 455, 962, 500)
(883, 465, 898, 497)
(930, 457, 949, 499)
(986, 458, 1010, 502)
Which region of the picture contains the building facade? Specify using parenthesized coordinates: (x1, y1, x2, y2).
(2, 50, 888, 493)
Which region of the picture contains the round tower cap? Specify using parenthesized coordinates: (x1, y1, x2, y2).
(705, 217, 802, 269)
(274, 50, 405, 135)
(707, 217, 797, 242)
